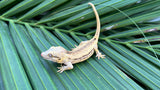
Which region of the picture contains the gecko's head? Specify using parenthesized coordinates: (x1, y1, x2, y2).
(41, 46, 67, 63)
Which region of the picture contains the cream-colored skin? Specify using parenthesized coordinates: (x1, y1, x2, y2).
(41, 3, 105, 73)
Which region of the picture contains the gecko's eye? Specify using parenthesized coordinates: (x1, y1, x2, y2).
(48, 54, 53, 57)
(57, 58, 61, 60)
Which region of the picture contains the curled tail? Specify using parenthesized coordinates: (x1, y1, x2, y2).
(88, 3, 101, 39)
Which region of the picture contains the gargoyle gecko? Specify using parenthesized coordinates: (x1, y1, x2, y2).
(41, 2, 105, 73)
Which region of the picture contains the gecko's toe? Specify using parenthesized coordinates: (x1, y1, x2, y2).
(75, 45, 77, 47)
(101, 55, 105, 58)
(57, 70, 61, 73)
(57, 70, 64, 73)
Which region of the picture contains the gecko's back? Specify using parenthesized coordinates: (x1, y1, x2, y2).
(68, 38, 96, 64)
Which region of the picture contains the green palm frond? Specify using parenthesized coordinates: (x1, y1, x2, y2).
(0, 0, 160, 89)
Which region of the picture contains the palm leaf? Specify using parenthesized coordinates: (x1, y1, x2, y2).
(0, 0, 160, 89)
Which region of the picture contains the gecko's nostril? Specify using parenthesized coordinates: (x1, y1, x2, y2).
(41, 53, 43, 56)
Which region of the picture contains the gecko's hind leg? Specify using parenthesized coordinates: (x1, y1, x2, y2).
(94, 45, 105, 59)
(57, 62, 73, 73)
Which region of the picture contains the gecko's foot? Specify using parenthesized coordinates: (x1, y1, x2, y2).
(57, 67, 64, 73)
(96, 52, 105, 59)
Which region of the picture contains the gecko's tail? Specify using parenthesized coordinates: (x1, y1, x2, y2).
(88, 2, 101, 39)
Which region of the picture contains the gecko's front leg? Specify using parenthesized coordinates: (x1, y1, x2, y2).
(57, 62, 73, 73)
(94, 45, 105, 59)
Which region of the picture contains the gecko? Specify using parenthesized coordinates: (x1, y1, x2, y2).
(41, 2, 105, 73)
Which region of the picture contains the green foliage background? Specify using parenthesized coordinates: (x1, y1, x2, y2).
(0, 0, 160, 89)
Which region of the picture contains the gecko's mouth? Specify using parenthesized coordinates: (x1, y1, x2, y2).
(42, 56, 54, 61)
